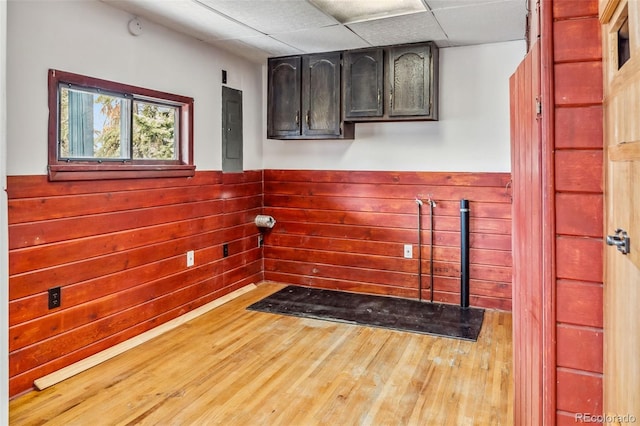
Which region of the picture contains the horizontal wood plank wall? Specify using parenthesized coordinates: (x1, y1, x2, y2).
(263, 170, 512, 310)
(7, 170, 263, 398)
(552, 1, 604, 423)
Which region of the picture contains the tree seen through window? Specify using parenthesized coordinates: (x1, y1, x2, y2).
(59, 86, 176, 161)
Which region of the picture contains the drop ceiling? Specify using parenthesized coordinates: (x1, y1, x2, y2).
(102, 0, 528, 62)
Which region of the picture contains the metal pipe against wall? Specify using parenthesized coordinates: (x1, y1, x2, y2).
(415, 198, 423, 301)
(427, 196, 436, 303)
(460, 199, 470, 308)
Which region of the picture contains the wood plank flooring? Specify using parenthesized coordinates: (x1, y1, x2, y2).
(10, 282, 513, 425)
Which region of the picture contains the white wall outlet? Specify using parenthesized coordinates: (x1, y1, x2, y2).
(404, 244, 413, 258)
(186, 250, 195, 267)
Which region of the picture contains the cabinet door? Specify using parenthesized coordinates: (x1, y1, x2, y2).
(268, 57, 301, 138)
(344, 49, 383, 118)
(302, 53, 341, 136)
(388, 44, 432, 117)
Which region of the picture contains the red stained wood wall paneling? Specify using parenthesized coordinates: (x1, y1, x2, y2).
(7, 170, 263, 397)
(262, 170, 512, 311)
(553, 0, 604, 421)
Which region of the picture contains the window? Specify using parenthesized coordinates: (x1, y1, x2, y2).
(618, 16, 630, 69)
(48, 69, 195, 181)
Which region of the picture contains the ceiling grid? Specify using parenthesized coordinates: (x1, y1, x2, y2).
(102, 0, 527, 62)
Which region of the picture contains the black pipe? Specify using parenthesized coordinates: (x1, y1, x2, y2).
(460, 199, 470, 309)
(416, 198, 423, 301)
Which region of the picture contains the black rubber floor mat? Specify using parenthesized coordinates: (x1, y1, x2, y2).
(247, 286, 485, 341)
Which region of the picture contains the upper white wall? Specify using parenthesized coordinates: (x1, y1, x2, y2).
(1, 0, 9, 421)
(263, 40, 525, 173)
(6, 0, 264, 176)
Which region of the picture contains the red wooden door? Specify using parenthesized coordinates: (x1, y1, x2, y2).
(510, 41, 544, 425)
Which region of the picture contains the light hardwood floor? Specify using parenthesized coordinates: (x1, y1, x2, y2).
(10, 282, 513, 425)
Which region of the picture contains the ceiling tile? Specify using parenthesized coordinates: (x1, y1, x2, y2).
(197, 0, 338, 34)
(426, 0, 504, 10)
(102, 0, 262, 42)
(212, 36, 303, 62)
(233, 35, 304, 57)
(210, 39, 271, 63)
(347, 11, 447, 47)
(271, 24, 370, 53)
(432, 0, 527, 45)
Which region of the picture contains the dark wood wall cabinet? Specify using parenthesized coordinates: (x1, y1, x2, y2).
(268, 52, 354, 140)
(343, 43, 438, 122)
(267, 42, 439, 140)
(343, 49, 384, 118)
(267, 56, 301, 138)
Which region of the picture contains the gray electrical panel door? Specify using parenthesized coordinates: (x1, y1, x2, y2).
(222, 86, 243, 172)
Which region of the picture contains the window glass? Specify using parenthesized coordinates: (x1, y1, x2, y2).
(618, 16, 630, 69)
(59, 86, 130, 160)
(132, 100, 177, 160)
(59, 86, 180, 162)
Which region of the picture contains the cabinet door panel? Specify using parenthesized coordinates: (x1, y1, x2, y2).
(268, 57, 301, 137)
(303, 53, 341, 136)
(389, 45, 432, 117)
(344, 49, 383, 118)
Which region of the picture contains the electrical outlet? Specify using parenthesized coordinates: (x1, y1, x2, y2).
(186, 250, 195, 267)
(258, 235, 263, 248)
(223, 243, 229, 257)
(404, 244, 413, 259)
(48, 287, 61, 309)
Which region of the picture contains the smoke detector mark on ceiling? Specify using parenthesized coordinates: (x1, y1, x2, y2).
(128, 17, 143, 36)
